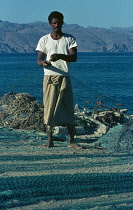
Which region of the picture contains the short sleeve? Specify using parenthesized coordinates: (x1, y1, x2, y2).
(69, 36, 77, 49)
(36, 37, 46, 53)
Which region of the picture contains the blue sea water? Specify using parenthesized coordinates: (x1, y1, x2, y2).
(0, 52, 133, 114)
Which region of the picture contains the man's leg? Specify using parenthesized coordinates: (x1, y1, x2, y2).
(68, 124, 83, 149)
(42, 125, 54, 148)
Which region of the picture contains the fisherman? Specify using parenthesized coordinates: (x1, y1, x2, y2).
(36, 11, 82, 148)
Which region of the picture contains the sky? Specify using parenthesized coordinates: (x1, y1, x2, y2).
(0, 0, 133, 28)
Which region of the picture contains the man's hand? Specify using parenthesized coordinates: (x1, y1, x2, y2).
(37, 51, 51, 67)
(49, 53, 60, 62)
(49, 47, 77, 63)
(43, 60, 51, 67)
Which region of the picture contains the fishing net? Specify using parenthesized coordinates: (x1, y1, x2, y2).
(0, 92, 44, 131)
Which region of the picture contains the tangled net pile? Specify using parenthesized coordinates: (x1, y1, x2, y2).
(0, 92, 44, 131)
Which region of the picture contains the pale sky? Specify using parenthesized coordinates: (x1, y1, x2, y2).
(1, 0, 133, 28)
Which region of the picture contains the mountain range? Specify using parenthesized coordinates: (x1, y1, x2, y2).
(1, 20, 133, 53)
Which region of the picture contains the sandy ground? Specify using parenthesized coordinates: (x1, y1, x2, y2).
(0, 126, 133, 210)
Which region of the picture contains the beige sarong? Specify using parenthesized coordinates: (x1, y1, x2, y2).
(43, 75, 75, 130)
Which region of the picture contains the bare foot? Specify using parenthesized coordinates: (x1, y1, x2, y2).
(42, 143, 54, 148)
(68, 143, 83, 149)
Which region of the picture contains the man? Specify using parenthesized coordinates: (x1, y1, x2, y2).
(36, 11, 82, 148)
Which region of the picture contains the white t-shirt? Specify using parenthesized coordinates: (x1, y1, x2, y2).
(36, 33, 77, 76)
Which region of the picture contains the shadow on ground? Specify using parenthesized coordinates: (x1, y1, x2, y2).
(0, 172, 133, 209)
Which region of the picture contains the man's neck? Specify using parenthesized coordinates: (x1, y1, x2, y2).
(51, 32, 63, 40)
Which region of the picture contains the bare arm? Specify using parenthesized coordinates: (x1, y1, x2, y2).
(49, 47, 77, 62)
(37, 51, 51, 67)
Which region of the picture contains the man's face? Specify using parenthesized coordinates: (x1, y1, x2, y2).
(50, 18, 63, 33)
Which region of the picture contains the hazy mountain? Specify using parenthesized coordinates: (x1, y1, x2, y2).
(0, 20, 133, 53)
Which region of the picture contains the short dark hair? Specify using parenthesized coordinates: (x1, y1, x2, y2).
(48, 11, 64, 24)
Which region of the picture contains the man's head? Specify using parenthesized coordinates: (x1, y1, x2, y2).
(48, 11, 64, 33)
(48, 11, 64, 24)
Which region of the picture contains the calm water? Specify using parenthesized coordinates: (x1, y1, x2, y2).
(0, 52, 133, 114)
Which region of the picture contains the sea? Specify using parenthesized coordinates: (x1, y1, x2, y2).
(0, 52, 133, 114)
